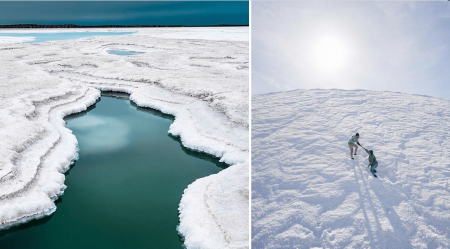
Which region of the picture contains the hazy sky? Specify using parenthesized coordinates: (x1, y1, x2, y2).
(252, 1, 450, 100)
(0, 1, 249, 26)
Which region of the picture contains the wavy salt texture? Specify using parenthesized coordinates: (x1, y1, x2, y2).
(0, 27, 249, 249)
(252, 89, 450, 248)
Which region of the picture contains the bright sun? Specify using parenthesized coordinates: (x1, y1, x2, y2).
(312, 34, 351, 74)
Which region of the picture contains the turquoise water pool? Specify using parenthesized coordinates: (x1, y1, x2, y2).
(0, 92, 226, 248)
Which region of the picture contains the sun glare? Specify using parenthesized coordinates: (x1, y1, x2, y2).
(312, 34, 351, 74)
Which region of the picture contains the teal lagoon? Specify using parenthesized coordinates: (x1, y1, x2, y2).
(0, 32, 134, 43)
(0, 92, 226, 248)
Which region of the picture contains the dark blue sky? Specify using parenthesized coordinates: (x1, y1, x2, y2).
(0, 1, 249, 26)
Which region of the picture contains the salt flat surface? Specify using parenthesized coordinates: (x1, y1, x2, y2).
(0, 36, 35, 44)
(252, 89, 450, 248)
(0, 27, 249, 249)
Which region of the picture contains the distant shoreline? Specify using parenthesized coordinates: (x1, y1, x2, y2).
(0, 24, 248, 29)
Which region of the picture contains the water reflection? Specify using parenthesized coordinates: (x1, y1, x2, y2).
(69, 115, 131, 155)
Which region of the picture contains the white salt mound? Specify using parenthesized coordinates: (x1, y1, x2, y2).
(252, 89, 450, 248)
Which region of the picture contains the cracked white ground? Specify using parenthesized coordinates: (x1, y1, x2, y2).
(0, 27, 249, 249)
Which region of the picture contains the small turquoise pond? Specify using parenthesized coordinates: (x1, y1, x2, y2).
(108, 50, 144, 56)
(0, 32, 134, 43)
(0, 92, 227, 248)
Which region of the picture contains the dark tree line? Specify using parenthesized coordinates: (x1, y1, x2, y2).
(0, 24, 247, 29)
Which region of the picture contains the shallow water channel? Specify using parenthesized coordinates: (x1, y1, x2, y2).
(108, 50, 144, 56)
(0, 31, 134, 43)
(0, 92, 227, 248)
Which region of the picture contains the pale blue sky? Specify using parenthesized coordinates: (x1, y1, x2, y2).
(252, 1, 450, 100)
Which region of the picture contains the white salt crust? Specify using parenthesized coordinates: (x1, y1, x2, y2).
(0, 27, 249, 249)
(252, 89, 450, 248)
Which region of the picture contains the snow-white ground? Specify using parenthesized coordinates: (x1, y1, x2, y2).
(0, 27, 249, 249)
(252, 89, 450, 248)
(0, 36, 35, 44)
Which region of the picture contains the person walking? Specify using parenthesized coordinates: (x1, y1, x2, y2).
(348, 133, 361, 160)
(362, 146, 378, 178)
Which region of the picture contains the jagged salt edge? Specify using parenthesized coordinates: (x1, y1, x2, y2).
(0, 206, 57, 231)
(0, 88, 101, 231)
(61, 147, 79, 174)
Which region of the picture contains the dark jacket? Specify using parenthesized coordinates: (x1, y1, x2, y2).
(365, 149, 378, 166)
